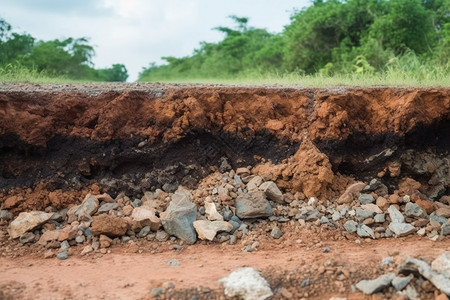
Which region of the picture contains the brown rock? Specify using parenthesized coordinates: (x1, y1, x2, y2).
(58, 225, 78, 241)
(435, 205, 450, 218)
(266, 119, 284, 131)
(411, 194, 435, 214)
(91, 215, 128, 237)
(236, 167, 250, 177)
(435, 293, 449, 300)
(95, 193, 115, 203)
(376, 197, 389, 211)
(43, 249, 55, 259)
(398, 178, 421, 195)
(122, 205, 134, 216)
(38, 230, 60, 245)
(131, 207, 161, 231)
(389, 194, 400, 204)
(3, 196, 25, 209)
(441, 196, 450, 205)
(99, 234, 112, 248)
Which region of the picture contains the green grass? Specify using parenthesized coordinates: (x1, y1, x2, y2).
(139, 67, 450, 87)
(0, 64, 78, 84)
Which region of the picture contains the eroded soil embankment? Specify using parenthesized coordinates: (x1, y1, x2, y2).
(0, 84, 449, 212)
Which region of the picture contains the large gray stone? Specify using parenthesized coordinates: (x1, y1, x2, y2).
(357, 224, 375, 239)
(7, 211, 53, 239)
(392, 274, 414, 291)
(0, 210, 13, 220)
(359, 194, 375, 204)
(399, 257, 450, 296)
(344, 220, 358, 233)
(259, 181, 284, 203)
(404, 202, 427, 218)
(356, 207, 375, 221)
(193, 220, 233, 241)
(389, 223, 415, 237)
(219, 267, 273, 300)
(388, 205, 405, 223)
(355, 273, 395, 294)
(235, 191, 272, 219)
(160, 194, 197, 244)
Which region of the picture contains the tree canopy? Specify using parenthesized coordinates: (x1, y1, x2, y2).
(0, 18, 128, 81)
(139, 0, 449, 81)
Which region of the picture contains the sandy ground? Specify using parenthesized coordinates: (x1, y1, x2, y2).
(1, 236, 449, 299)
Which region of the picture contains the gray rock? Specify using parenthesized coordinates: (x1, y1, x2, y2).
(229, 220, 240, 234)
(388, 205, 405, 223)
(374, 214, 385, 223)
(167, 259, 179, 266)
(75, 236, 85, 243)
(19, 232, 36, 244)
(356, 208, 375, 221)
(219, 267, 273, 300)
(355, 273, 395, 294)
(332, 211, 341, 221)
(380, 256, 394, 266)
(7, 211, 53, 239)
(392, 274, 414, 291)
(121, 236, 131, 243)
(405, 202, 427, 218)
(160, 194, 197, 244)
(399, 257, 450, 295)
(431, 212, 448, 224)
(295, 208, 320, 221)
(259, 181, 284, 203)
(235, 191, 272, 219)
(400, 285, 420, 300)
(97, 203, 118, 214)
(229, 235, 237, 245)
(301, 279, 310, 287)
(0, 210, 13, 220)
(320, 216, 330, 224)
(270, 226, 283, 239)
(359, 194, 375, 204)
(344, 220, 358, 233)
(138, 226, 151, 238)
(231, 215, 242, 224)
(385, 228, 393, 237)
(431, 252, 450, 279)
(361, 179, 388, 194)
(442, 222, 450, 236)
(60, 240, 70, 251)
(150, 288, 164, 297)
(57, 252, 68, 260)
(155, 230, 169, 242)
(75, 194, 99, 219)
(389, 223, 415, 237)
(132, 199, 143, 208)
(223, 208, 233, 221)
(357, 224, 375, 239)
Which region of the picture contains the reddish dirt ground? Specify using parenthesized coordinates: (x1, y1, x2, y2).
(1, 236, 449, 300)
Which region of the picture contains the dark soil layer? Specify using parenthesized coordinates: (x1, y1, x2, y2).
(0, 84, 449, 212)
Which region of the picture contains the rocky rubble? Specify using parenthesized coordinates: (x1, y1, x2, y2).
(1, 163, 449, 263)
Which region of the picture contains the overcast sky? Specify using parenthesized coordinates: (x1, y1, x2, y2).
(0, 0, 311, 81)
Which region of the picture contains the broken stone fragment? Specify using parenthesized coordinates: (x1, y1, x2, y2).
(75, 193, 99, 220)
(131, 206, 161, 231)
(160, 193, 197, 244)
(259, 181, 284, 203)
(337, 182, 366, 204)
(389, 223, 416, 237)
(219, 267, 273, 300)
(204, 201, 223, 221)
(355, 273, 395, 294)
(399, 256, 450, 296)
(235, 191, 272, 219)
(91, 215, 128, 237)
(193, 220, 233, 241)
(432, 252, 450, 279)
(7, 211, 53, 239)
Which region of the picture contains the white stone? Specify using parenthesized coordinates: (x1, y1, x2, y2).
(432, 252, 450, 279)
(193, 220, 233, 241)
(219, 267, 273, 300)
(7, 211, 53, 239)
(389, 223, 415, 237)
(361, 203, 383, 214)
(204, 201, 223, 221)
(388, 205, 405, 223)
